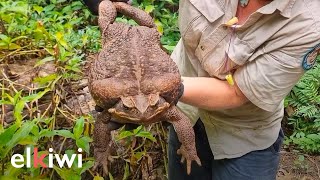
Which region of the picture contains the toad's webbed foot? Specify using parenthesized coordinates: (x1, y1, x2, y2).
(92, 147, 114, 177)
(177, 144, 201, 174)
(164, 106, 201, 174)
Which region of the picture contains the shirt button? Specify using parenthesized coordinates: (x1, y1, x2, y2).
(200, 46, 205, 50)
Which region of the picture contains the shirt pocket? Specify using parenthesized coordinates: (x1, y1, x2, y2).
(179, 0, 224, 44)
(194, 25, 230, 77)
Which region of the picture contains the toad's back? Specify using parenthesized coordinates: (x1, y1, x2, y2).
(89, 23, 181, 107)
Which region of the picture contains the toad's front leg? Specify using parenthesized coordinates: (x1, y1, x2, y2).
(92, 110, 114, 177)
(164, 106, 201, 175)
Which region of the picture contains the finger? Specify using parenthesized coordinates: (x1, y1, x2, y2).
(177, 149, 181, 155)
(103, 164, 109, 177)
(108, 156, 114, 162)
(187, 160, 191, 175)
(177, 149, 182, 155)
(92, 162, 99, 171)
(196, 158, 202, 166)
(180, 156, 185, 163)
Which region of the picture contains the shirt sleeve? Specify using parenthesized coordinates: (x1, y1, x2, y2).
(234, 50, 314, 112)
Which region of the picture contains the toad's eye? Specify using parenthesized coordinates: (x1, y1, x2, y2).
(123, 104, 130, 111)
(151, 101, 159, 107)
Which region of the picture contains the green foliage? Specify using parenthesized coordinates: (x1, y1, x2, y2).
(0, 117, 94, 179)
(116, 125, 156, 142)
(124, 0, 180, 52)
(293, 154, 309, 170)
(285, 57, 320, 153)
(0, 0, 98, 179)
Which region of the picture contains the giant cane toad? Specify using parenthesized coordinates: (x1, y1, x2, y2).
(88, 0, 201, 176)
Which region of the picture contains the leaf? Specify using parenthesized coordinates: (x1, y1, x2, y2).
(22, 89, 50, 102)
(18, 136, 38, 145)
(53, 166, 81, 180)
(62, 5, 72, 14)
(154, 19, 163, 35)
(133, 125, 143, 134)
(135, 131, 156, 142)
(9, 43, 21, 50)
(11, 36, 28, 43)
(108, 173, 114, 180)
(33, 74, 59, 85)
(145, 5, 155, 13)
(4, 93, 14, 104)
(73, 117, 84, 139)
(0, 123, 19, 147)
(33, 5, 43, 14)
(122, 162, 130, 180)
(81, 34, 88, 45)
(132, 151, 145, 163)
(7, 2, 28, 16)
(71, 1, 83, 10)
(163, 0, 174, 3)
(94, 176, 104, 180)
(14, 100, 26, 125)
(81, 136, 93, 142)
(0, 34, 10, 42)
(116, 131, 134, 141)
(79, 161, 94, 174)
(35, 56, 55, 67)
(55, 32, 69, 50)
(64, 65, 81, 73)
(45, 48, 54, 55)
(54, 130, 75, 139)
(1, 163, 24, 179)
(298, 155, 305, 162)
(0, 100, 12, 106)
(30, 124, 39, 137)
(43, 4, 55, 12)
(162, 45, 175, 52)
(75, 138, 90, 154)
(307, 134, 320, 140)
(2, 121, 35, 158)
(39, 129, 56, 138)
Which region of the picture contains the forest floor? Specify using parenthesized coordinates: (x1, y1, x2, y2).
(278, 151, 320, 180)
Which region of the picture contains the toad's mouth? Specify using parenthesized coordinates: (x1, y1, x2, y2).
(108, 102, 170, 122)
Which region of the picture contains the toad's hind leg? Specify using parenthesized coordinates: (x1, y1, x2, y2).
(92, 110, 113, 177)
(164, 106, 201, 175)
(113, 2, 155, 28)
(98, 0, 117, 31)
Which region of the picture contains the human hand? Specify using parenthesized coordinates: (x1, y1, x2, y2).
(173, 82, 184, 105)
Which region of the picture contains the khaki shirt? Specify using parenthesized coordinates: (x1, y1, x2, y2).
(172, 0, 320, 159)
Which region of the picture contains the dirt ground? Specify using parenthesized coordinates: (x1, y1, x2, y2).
(277, 151, 320, 180)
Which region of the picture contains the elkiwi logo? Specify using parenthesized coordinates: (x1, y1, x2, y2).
(11, 147, 83, 168)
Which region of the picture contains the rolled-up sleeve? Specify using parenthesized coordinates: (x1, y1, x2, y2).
(234, 51, 307, 112)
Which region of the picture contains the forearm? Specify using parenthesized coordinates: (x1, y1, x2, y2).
(180, 77, 248, 110)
